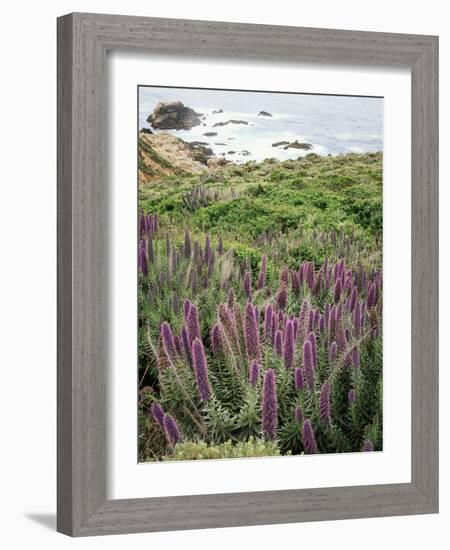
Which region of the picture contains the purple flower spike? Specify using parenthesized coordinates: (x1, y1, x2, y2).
(244, 301, 261, 362)
(150, 402, 165, 429)
(348, 389, 356, 403)
(163, 414, 180, 447)
(183, 299, 192, 321)
(187, 303, 201, 344)
(243, 271, 252, 298)
(353, 300, 362, 336)
(283, 320, 295, 369)
(257, 255, 267, 290)
(227, 287, 235, 309)
(351, 345, 360, 368)
(262, 368, 278, 440)
(264, 304, 274, 341)
(294, 367, 304, 391)
(280, 266, 289, 286)
(319, 380, 331, 428)
(249, 360, 261, 386)
(274, 329, 283, 357)
(308, 331, 317, 370)
(294, 405, 303, 423)
(210, 323, 222, 356)
(349, 286, 358, 312)
(367, 282, 377, 308)
(334, 278, 343, 304)
(302, 419, 318, 454)
(329, 341, 338, 363)
(184, 229, 192, 258)
(161, 321, 176, 361)
(302, 340, 315, 391)
(362, 439, 374, 452)
(275, 284, 288, 311)
(191, 338, 212, 402)
(180, 325, 191, 364)
(139, 247, 148, 276)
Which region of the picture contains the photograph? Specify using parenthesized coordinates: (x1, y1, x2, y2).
(137, 85, 383, 462)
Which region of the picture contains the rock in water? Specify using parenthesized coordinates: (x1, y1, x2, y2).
(283, 140, 313, 151)
(146, 101, 201, 130)
(258, 110, 273, 117)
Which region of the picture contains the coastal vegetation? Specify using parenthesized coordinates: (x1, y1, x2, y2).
(138, 130, 383, 462)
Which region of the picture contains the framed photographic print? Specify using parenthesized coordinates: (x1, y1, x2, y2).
(57, 13, 438, 536)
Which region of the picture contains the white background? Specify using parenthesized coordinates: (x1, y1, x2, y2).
(0, 1, 447, 548)
(109, 54, 411, 499)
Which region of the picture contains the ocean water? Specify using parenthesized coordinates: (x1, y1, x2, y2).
(139, 86, 383, 163)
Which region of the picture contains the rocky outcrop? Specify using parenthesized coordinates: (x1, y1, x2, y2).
(212, 109, 223, 114)
(258, 111, 273, 117)
(272, 140, 313, 150)
(140, 127, 153, 134)
(207, 157, 228, 167)
(139, 131, 208, 184)
(146, 101, 201, 130)
(213, 119, 249, 128)
(203, 132, 218, 137)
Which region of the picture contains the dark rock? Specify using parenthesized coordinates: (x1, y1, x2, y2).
(140, 127, 153, 134)
(203, 132, 218, 137)
(212, 109, 223, 114)
(186, 141, 214, 164)
(146, 101, 201, 130)
(240, 150, 251, 156)
(213, 119, 249, 128)
(272, 141, 290, 147)
(258, 110, 273, 117)
(214, 142, 227, 146)
(188, 141, 209, 147)
(227, 151, 236, 155)
(283, 140, 313, 151)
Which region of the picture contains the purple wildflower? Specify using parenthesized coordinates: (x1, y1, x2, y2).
(351, 345, 360, 368)
(294, 405, 303, 423)
(292, 272, 300, 294)
(263, 304, 274, 341)
(302, 419, 318, 454)
(147, 234, 154, 262)
(274, 329, 283, 357)
(283, 320, 295, 369)
(257, 255, 267, 290)
(334, 278, 342, 304)
(308, 331, 317, 370)
(244, 301, 261, 361)
(348, 389, 356, 403)
(180, 325, 191, 364)
(303, 340, 315, 391)
(184, 229, 192, 258)
(362, 439, 374, 452)
(319, 380, 331, 428)
(187, 303, 201, 344)
(262, 368, 278, 440)
(163, 414, 180, 447)
(150, 402, 165, 429)
(275, 284, 288, 311)
(349, 286, 358, 312)
(139, 247, 148, 276)
(353, 300, 362, 336)
(183, 299, 191, 321)
(161, 322, 176, 361)
(191, 337, 212, 402)
(249, 360, 261, 387)
(243, 271, 252, 298)
(367, 282, 377, 308)
(294, 367, 304, 391)
(280, 266, 289, 286)
(210, 323, 223, 356)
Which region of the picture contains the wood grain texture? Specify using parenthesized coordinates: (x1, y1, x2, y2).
(57, 12, 439, 537)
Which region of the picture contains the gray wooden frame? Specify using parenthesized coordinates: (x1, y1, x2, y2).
(57, 12, 439, 537)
